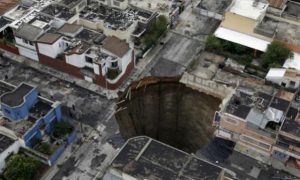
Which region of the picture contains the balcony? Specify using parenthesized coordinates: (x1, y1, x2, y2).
(106, 67, 121, 80)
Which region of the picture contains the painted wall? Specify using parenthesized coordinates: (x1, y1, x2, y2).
(0, 139, 21, 173)
(16, 45, 39, 61)
(37, 37, 66, 59)
(1, 88, 38, 121)
(65, 53, 86, 68)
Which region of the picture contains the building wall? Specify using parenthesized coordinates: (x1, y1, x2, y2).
(0, 139, 21, 173)
(0, 43, 19, 55)
(15, 37, 36, 51)
(16, 45, 39, 61)
(23, 103, 62, 148)
(78, 18, 138, 42)
(37, 38, 66, 59)
(65, 53, 86, 68)
(38, 54, 84, 79)
(1, 88, 38, 121)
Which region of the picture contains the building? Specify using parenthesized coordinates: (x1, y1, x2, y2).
(0, 0, 146, 90)
(35, 23, 135, 89)
(266, 68, 300, 90)
(0, 134, 21, 172)
(97, 0, 129, 10)
(58, 0, 87, 13)
(0, 80, 76, 166)
(103, 136, 230, 180)
(214, 0, 300, 71)
(78, 1, 156, 42)
(215, 84, 300, 177)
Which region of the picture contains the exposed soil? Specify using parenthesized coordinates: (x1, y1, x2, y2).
(115, 77, 221, 153)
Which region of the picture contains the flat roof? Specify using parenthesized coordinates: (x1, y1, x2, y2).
(266, 68, 286, 79)
(229, 0, 268, 20)
(1, 83, 34, 107)
(196, 0, 233, 14)
(14, 23, 43, 41)
(284, 1, 300, 17)
(58, 23, 82, 34)
(75, 28, 106, 45)
(0, 81, 14, 96)
(37, 33, 62, 44)
(0, 134, 15, 153)
(109, 136, 223, 180)
(284, 52, 300, 70)
(214, 27, 270, 52)
(102, 36, 130, 58)
(42, 4, 76, 21)
(0, 0, 20, 15)
(281, 107, 300, 138)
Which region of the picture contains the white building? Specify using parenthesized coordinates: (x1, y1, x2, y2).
(0, 134, 21, 172)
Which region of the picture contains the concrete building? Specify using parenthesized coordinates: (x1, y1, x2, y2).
(214, 0, 300, 71)
(58, 0, 87, 13)
(215, 84, 300, 177)
(35, 23, 135, 89)
(0, 80, 75, 166)
(0, 134, 21, 172)
(103, 136, 230, 180)
(266, 68, 300, 89)
(78, 1, 156, 42)
(97, 0, 129, 10)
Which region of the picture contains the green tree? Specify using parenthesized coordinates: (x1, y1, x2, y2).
(142, 15, 168, 47)
(204, 35, 221, 50)
(53, 121, 73, 138)
(4, 154, 41, 180)
(262, 41, 293, 69)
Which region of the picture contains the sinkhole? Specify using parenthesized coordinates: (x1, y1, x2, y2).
(115, 77, 221, 153)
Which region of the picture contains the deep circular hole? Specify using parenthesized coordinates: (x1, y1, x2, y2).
(115, 78, 221, 153)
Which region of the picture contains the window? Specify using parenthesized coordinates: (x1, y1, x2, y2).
(85, 56, 93, 64)
(4, 109, 10, 115)
(290, 81, 296, 87)
(240, 135, 271, 150)
(224, 118, 239, 125)
(113, 1, 120, 6)
(111, 61, 118, 68)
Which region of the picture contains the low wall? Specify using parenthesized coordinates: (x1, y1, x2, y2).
(0, 43, 19, 55)
(180, 72, 233, 99)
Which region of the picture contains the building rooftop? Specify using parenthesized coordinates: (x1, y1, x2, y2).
(0, 17, 11, 31)
(42, 4, 76, 21)
(80, 3, 134, 31)
(108, 136, 223, 180)
(102, 36, 130, 58)
(196, 0, 233, 14)
(283, 1, 300, 18)
(1, 83, 34, 107)
(0, 0, 20, 15)
(58, 23, 82, 35)
(37, 33, 62, 44)
(0, 81, 14, 97)
(60, 0, 83, 9)
(224, 87, 292, 132)
(75, 28, 106, 45)
(3, 4, 29, 21)
(255, 15, 300, 48)
(281, 107, 300, 138)
(14, 23, 43, 41)
(63, 36, 90, 55)
(0, 134, 15, 154)
(268, 0, 285, 9)
(229, 0, 268, 20)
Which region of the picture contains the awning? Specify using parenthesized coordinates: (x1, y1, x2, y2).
(214, 27, 270, 52)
